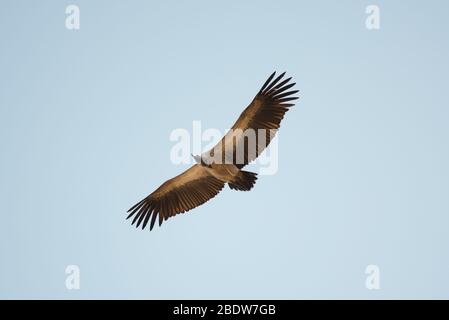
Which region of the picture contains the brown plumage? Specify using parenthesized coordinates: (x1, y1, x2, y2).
(127, 72, 299, 230)
(203, 71, 298, 168)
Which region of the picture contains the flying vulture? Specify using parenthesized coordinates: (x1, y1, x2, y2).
(127, 72, 299, 230)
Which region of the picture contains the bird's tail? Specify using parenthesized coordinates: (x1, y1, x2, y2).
(228, 170, 258, 191)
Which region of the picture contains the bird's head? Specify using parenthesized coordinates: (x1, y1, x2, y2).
(192, 154, 212, 167)
(192, 154, 202, 164)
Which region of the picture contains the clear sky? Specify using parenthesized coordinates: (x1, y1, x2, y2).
(1, 0, 448, 299)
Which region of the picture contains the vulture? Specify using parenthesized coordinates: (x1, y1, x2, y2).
(127, 72, 299, 230)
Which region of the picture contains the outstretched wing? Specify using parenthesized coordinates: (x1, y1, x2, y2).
(203, 72, 299, 168)
(126, 164, 225, 230)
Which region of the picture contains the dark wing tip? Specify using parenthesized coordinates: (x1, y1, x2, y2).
(262, 72, 286, 94)
(258, 71, 277, 94)
(278, 96, 299, 103)
(127, 198, 145, 213)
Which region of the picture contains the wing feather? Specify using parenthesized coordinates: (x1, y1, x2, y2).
(127, 164, 225, 230)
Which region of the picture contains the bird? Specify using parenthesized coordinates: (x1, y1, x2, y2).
(126, 71, 299, 230)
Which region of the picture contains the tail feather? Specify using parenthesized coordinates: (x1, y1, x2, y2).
(228, 171, 258, 191)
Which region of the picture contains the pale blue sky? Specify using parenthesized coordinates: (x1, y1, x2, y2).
(1, 0, 449, 299)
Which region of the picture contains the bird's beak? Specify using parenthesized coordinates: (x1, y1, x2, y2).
(191, 154, 200, 163)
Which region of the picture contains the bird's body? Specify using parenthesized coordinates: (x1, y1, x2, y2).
(127, 71, 299, 230)
(205, 163, 240, 182)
